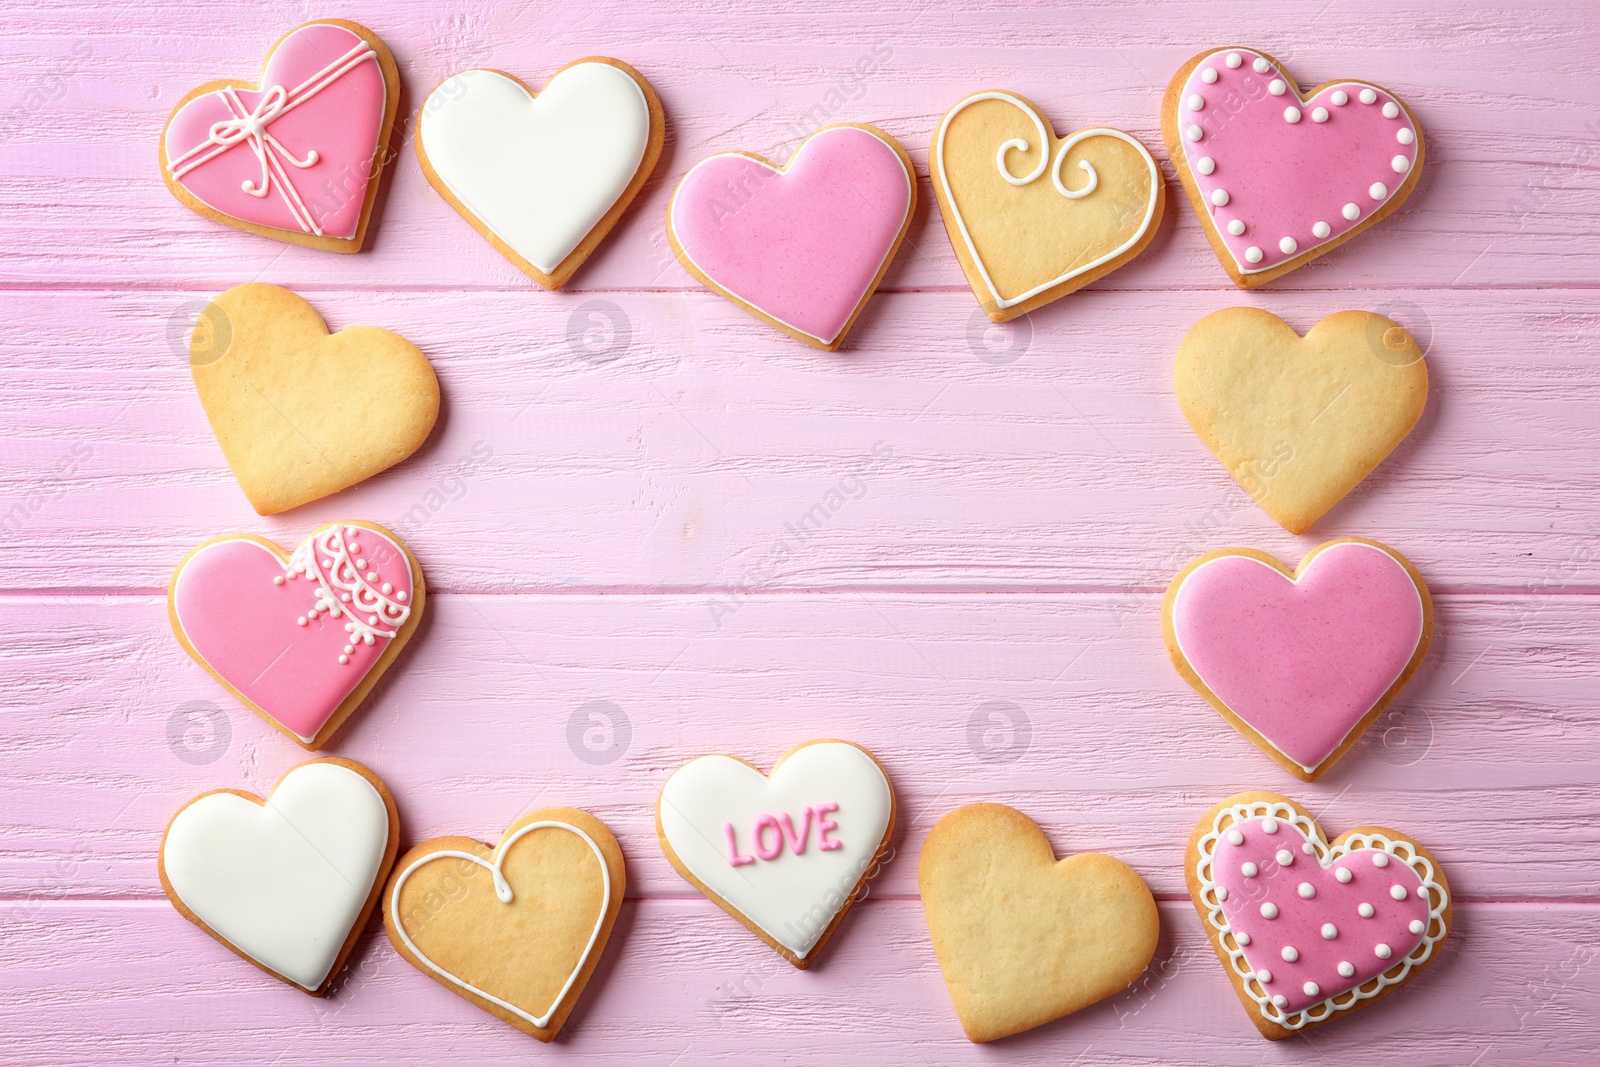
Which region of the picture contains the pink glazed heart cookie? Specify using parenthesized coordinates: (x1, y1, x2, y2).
(169, 521, 425, 749)
(159, 20, 401, 252)
(667, 123, 916, 351)
(1163, 539, 1432, 781)
(1162, 47, 1424, 287)
(1188, 792, 1450, 1039)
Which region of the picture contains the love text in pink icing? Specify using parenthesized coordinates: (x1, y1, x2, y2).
(723, 803, 842, 866)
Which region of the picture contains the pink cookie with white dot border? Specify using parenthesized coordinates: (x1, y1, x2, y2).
(168, 521, 426, 749)
(1162, 47, 1424, 288)
(1187, 792, 1451, 1039)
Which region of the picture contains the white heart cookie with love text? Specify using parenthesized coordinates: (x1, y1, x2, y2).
(159, 759, 397, 994)
(657, 740, 895, 967)
(417, 59, 663, 288)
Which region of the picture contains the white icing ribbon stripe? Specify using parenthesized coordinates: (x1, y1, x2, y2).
(389, 821, 612, 1030)
(168, 39, 377, 236)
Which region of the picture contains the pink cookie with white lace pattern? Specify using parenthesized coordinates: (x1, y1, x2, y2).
(159, 20, 400, 252)
(1162, 46, 1424, 287)
(1188, 792, 1451, 1039)
(168, 521, 426, 749)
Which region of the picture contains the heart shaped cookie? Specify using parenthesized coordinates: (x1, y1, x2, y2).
(1164, 539, 1432, 780)
(417, 59, 664, 289)
(190, 284, 439, 514)
(668, 124, 916, 350)
(1163, 47, 1424, 287)
(656, 739, 894, 967)
(932, 91, 1164, 321)
(383, 808, 625, 1041)
(160, 20, 400, 252)
(1176, 307, 1428, 533)
(919, 803, 1158, 1043)
(1188, 792, 1451, 1038)
(169, 521, 425, 749)
(159, 758, 399, 995)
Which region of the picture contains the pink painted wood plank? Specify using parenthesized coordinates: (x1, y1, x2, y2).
(0, 1, 1596, 290)
(0, 288, 1596, 593)
(2, 592, 1593, 900)
(1, 900, 1594, 1065)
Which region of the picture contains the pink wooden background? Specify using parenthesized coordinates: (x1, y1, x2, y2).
(3, 0, 1598, 1062)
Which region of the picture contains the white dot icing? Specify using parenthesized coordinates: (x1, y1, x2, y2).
(1227, 829, 1244, 846)
(1279, 236, 1298, 255)
(1322, 923, 1338, 940)
(1410, 919, 1426, 935)
(1398, 128, 1415, 145)
(1257, 968, 1273, 982)
(1253, 57, 1271, 73)
(1186, 124, 1204, 141)
(1211, 188, 1230, 206)
(1226, 52, 1242, 69)
(1383, 101, 1400, 118)
(1391, 884, 1409, 901)
(1268, 79, 1286, 96)
(1261, 902, 1279, 919)
(1236, 931, 1251, 946)
(1392, 154, 1410, 173)
(1338, 961, 1355, 977)
(1242, 861, 1259, 877)
(1276, 849, 1294, 866)
(1312, 107, 1329, 123)
(1360, 88, 1378, 104)
(1375, 943, 1393, 960)
(1227, 219, 1246, 235)
(1369, 181, 1388, 200)
(1245, 246, 1263, 263)
(1272, 994, 1288, 1008)
(1217, 886, 1229, 901)
(1372, 854, 1390, 868)
(1359, 902, 1375, 918)
(1197, 156, 1216, 175)
(1262, 818, 1278, 834)
(1303, 981, 1320, 997)
(1335, 866, 1353, 883)
(1297, 881, 1316, 899)
(1284, 106, 1302, 123)
(1201, 67, 1218, 83)
(1343, 202, 1361, 220)
(1187, 93, 1205, 111)
(1282, 946, 1299, 962)
(1332, 90, 1349, 105)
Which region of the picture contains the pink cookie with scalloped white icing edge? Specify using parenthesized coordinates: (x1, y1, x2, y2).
(667, 123, 916, 351)
(1162, 47, 1424, 288)
(168, 521, 426, 749)
(1163, 539, 1433, 781)
(1188, 792, 1451, 1039)
(159, 20, 401, 252)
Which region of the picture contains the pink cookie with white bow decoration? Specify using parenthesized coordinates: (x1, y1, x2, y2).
(1163, 539, 1433, 781)
(667, 124, 917, 351)
(1162, 47, 1424, 287)
(1188, 792, 1451, 1039)
(169, 521, 426, 749)
(159, 20, 400, 252)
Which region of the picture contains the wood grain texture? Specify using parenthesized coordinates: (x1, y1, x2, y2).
(2, 0, 1598, 1060)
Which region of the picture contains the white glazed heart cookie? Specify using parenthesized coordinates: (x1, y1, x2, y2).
(158, 758, 399, 995)
(656, 739, 895, 967)
(1188, 791, 1451, 1038)
(417, 58, 664, 289)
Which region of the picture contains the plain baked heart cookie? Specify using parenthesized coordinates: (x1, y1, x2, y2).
(383, 807, 626, 1042)
(668, 123, 916, 351)
(159, 20, 400, 252)
(932, 91, 1163, 321)
(1188, 792, 1450, 1038)
(919, 803, 1158, 1043)
(417, 58, 665, 289)
(657, 739, 894, 967)
(169, 520, 425, 749)
(1163, 47, 1424, 287)
(1164, 538, 1432, 781)
(1175, 307, 1428, 533)
(159, 758, 399, 995)
(190, 284, 439, 515)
